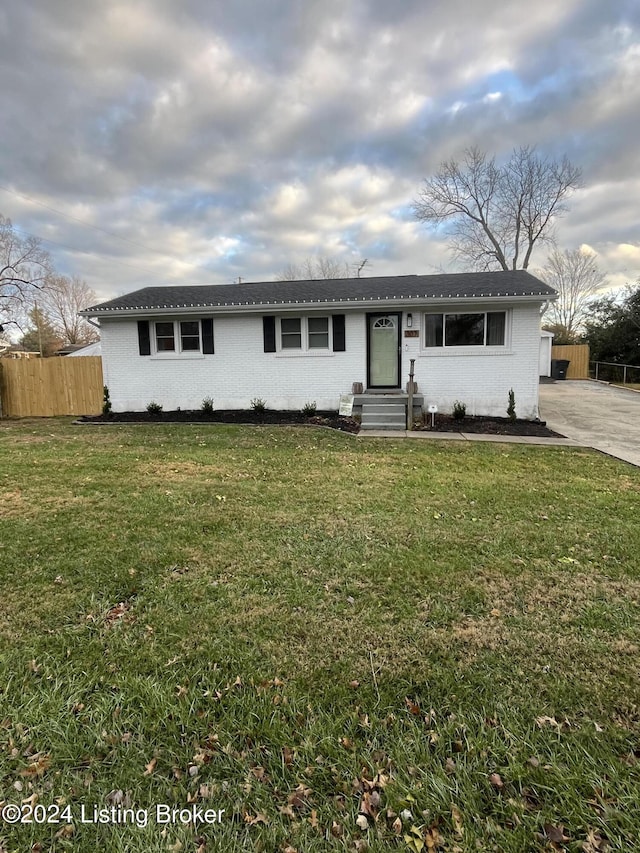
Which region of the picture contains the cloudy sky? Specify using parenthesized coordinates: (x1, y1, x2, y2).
(1, 0, 638, 303)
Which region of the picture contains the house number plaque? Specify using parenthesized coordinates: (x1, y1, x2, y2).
(404, 330, 419, 338)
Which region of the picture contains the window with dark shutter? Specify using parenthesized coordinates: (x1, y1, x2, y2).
(263, 316, 276, 352)
(332, 314, 346, 351)
(201, 318, 214, 354)
(137, 320, 151, 356)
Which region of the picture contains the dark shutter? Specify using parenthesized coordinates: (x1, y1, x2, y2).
(332, 314, 346, 351)
(137, 320, 151, 356)
(263, 316, 276, 352)
(201, 318, 214, 354)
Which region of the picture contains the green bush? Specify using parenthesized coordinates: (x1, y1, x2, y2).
(507, 388, 517, 422)
(201, 396, 214, 414)
(102, 386, 112, 416)
(146, 401, 163, 415)
(452, 400, 466, 420)
(250, 398, 266, 413)
(301, 401, 317, 417)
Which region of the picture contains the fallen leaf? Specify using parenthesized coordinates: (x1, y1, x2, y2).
(405, 697, 421, 716)
(451, 804, 464, 837)
(54, 825, 74, 839)
(282, 746, 294, 766)
(536, 715, 561, 730)
(19, 754, 51, 778)
(359, 790, 381, 820)
(330, 821, 343, 838)
(287, 784, 312, 811)
(356, 814, 369, 830)
(544, 823, 570, 844)
(143, 757, 157, 776)
(244, 812, 269, 826)
(489, 773, 504, 789)
(583, 828, 609, 852)
(279, 804, 296, 819)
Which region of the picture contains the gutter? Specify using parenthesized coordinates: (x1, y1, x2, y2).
(80, 293, 557, 321)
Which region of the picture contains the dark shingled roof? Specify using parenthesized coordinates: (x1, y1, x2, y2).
(85, 271, 555, 314)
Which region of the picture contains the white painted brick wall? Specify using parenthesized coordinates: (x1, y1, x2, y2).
(101, 303, 543, 418)
(101, 313, 367, 412)
(406, 303, 542, 419)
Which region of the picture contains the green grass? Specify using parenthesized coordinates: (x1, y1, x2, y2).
(1, 419, 639, 852)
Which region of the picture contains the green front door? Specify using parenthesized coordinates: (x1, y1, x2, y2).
(367, 313, 400, 388)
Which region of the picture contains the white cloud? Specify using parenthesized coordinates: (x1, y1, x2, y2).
(0, 0, 637, 297)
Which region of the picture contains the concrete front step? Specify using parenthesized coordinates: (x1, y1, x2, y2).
(363, 404, 406, 415)
(361, 401, 407, 431)
(361, 423, 406, 431)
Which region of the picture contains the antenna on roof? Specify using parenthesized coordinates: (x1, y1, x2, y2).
(355, 259, 369, 278)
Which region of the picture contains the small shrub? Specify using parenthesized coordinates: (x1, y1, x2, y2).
(146, 401, 163, 415)
(201, 396, 215, 414)
(102, 385, 112, 416)
(301, 401, 317, 417)
(250, 398, 266, 413)
(507, 389, 516, 422)
(452, 400, 466, 420)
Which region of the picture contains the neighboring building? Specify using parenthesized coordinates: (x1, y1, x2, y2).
(55, 344, 89, 356)
(66, 341, 102, 357)
(81, 271, 556, 419)
(539, 330, 555, 377)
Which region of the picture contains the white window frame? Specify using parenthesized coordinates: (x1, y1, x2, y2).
(151, 319, 204, 359)
(421, 310, 511, 352)
(276, 315, 332, 355)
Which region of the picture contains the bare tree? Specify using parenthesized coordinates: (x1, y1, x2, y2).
(540, 247, 607, 340)
(276, 256, 353, 281)
(38, 274, 99, 345)
(1, 214, 51, 331)
(413, 146, 582, 271)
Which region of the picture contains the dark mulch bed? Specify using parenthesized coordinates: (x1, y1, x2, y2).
(79, 410, 564, 437)
(79, 410, 361, 434)
(417, 415, 564, 437)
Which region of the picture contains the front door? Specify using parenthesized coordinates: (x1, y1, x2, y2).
(367, 313, 401, 388)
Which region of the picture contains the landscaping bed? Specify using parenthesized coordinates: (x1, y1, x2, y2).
(80, 410, 563, 437)
(79, 409, 361, 433)
(418, 414, 564, 437)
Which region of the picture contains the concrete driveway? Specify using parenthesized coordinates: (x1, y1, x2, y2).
(539, 380, 640, 468)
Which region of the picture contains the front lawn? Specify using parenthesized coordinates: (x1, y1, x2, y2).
(1, 420, 639, 852)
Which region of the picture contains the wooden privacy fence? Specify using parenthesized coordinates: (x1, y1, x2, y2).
(0, 356, 103, 417)
(551, 344, 590, 379)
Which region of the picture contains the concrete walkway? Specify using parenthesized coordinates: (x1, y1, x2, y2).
(361, 430, 581, 447)
(360, 380, 640, 469)
(538, 380, 640, 468)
